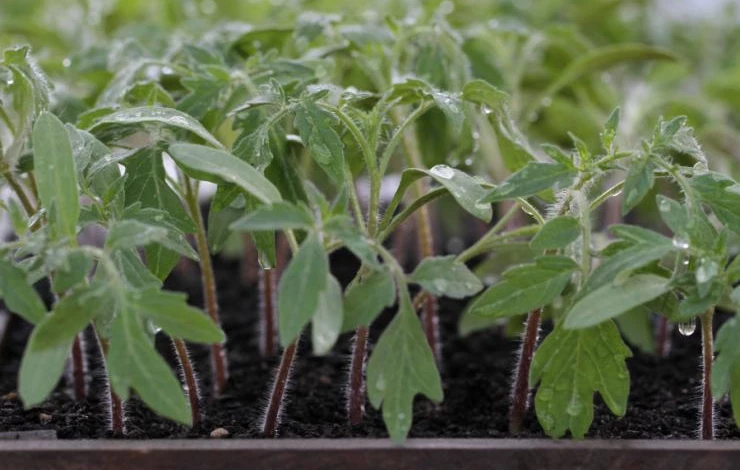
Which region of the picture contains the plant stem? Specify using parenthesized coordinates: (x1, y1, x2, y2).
(391, 107, 440, 363)
(97, 335, 125, 435)
(262, 338, 299, 438)
(1, 169, 36, 216)
(173, 338, 201, 427)
(70, 333, 87, 401)
(259, 268, 277, 358)
(509, 308, 542, 433)
(348, 325, 368, 426)
(183, 175, 228, 396)
(655, 316, 671, 358)
(240, 234, 259, 285)
(700, 308, 715, 440)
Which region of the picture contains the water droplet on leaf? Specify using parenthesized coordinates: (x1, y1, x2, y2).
(678, 319, 696, 336)
(672, 236, 689, 250)
(430, 164, 455, 179)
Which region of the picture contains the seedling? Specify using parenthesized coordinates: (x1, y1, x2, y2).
(463, 108, 740, 439)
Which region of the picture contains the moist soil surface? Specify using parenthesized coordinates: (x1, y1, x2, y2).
(0, 252, 738, 440)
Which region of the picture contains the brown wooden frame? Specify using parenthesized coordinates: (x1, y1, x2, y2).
(0, 439, 738, 470)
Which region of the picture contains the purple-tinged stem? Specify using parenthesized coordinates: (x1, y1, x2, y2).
(655, 316, 671, 358)
(259, 269, 277, 358)
(700, 308, 715, 440)
(262, 338, 299, 437)
(184, 176, 228, 396)
(509, 308, 542, 433)
(241, 235, 259, 286)
(347, 325, 368, 425)
(173, 338, 201, 427)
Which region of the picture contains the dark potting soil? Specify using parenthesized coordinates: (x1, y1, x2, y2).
(0, 252, 738, 440)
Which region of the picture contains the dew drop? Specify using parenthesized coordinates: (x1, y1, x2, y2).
(566, 399, 583, 417)
(678, 319, 696, 336)
(430, 164, 455, 179)
(464, 157, 474, 166)
(658, 198, 671, 213)
(672, 236, 689, 250)
(693, 161, 709, 174)
(376, 374, 386, 391)
(480, 104, 493, 115)
(5, 77, 14, 86)
(541, 97, 552, 107)
(434, 279, 448, 292)
(696, 259, 718, 284)
(161, 66, 175, 75)
(62, 58, 72, 68)
(539, 412, 555, 429)
(538, 387, 554, 402)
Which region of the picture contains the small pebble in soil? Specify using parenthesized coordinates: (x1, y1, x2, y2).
(1, 392, 17, 401)
(210, 428, 229, 438)
(39, 413, 52, 424)
(318, 375, 332, 385)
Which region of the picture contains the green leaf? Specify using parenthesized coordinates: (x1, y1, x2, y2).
(312, 275, 343, 355)
(168, 143, 282, 204)
(88, 106, 222, 148)
(480, 162, 577, 203)
(367, 290, 443, 443)
(408, 256, 483, 299)
(32, 283, 110, 350)
(207, 185, 246, 254)
(230, 201, 314, 232)
(622, 157, 655, 215)
(565, 274, 670, 329)
(106, 220, 167, 252)
(615, 306, 655, 354)
(342, 268, 396, 332)
(461, 79, 508, 111)
(531, 321, 632, 439)
(19, 332, 70, 408)
(601, 107, 620, 150)
(277, 232, 328, 346)
(129, 288, 224, 344)
(712, 317, 740, 426)
(533, 44, 676, 112)
(0, 259, 46, 324)
(530, 216, 581, 251)
(389, 166, 492, 222)
(51, 250, 93, 294)
(122, 147, 194, 233)
(294, 101, 345, 185)
(469, 256, 578, 319)
(324, 216, 382, 269)
(108, 308, 191, 425)
(690, 172, 740, 234)
(581, 242, 673, 297)
(32, 112, 80, 239)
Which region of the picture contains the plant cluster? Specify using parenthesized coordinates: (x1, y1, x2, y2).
(0, 0, 738, 442)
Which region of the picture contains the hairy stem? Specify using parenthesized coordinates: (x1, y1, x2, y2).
(348, 325, 369, 426)
(98, 336, 124, 435)
(701, 308, 715, 440)
(183, 176, 228, 396)
(173, 338, 201, 427)
(262, 339, 299, 438)
(259, 268, 277, 358)
(70, 333, 87, 401)
(509, 308, 542, 433)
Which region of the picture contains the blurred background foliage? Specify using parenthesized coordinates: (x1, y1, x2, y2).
(1, 0, 739, 220)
